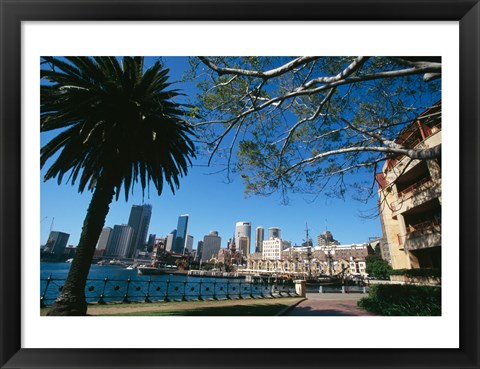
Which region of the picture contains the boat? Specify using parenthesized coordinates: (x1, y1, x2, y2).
(305, 275, 343, 286)
(137, 266, 168, 275)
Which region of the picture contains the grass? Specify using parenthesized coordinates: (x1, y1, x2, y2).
(41, 297, 303, 316)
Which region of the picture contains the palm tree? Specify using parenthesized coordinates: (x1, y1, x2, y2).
(41, 57, 196, 315)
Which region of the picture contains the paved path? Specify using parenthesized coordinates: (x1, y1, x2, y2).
(285, 293, 374, 316)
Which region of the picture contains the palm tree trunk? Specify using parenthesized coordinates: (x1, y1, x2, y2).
(47, 176, 115, 316)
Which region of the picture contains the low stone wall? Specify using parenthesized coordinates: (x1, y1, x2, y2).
(389, 275, 441, 286)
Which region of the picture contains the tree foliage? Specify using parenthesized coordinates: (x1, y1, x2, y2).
(187, 56, 441, 202)
(365, 247, 392, 279)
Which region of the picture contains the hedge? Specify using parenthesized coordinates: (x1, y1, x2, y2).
(357, 284, 441, 316)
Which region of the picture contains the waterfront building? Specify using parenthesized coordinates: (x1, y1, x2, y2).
(43, 231, 70, 256)
(316, 243, 373, 260)
(248, 240, 372, 277)
(172, 215, 189, 254)
(262, 238, 291, 260)
(235, 221, 251, 254)
(105, 224, 134, 258)
(268, 227, 281, 240)
(97, 227, 112, 251)
(63, 245, 77, 259)
(376, 101, 441, 270)
(127, 204, 152, 258)
(202, 231, 221, 261)
(255, 226, 264, 253)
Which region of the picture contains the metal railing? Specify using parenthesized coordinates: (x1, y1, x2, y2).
(40, 275, 297, 307)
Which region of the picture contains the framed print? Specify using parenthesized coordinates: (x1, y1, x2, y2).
(1, 0, 479, 368)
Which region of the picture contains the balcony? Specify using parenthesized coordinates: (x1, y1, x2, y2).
(397, 220, 441, 251)
(391, 179, 441, 215)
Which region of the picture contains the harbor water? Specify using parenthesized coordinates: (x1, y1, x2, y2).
(40, 262, 295, 305)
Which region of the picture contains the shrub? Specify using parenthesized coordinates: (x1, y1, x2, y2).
(358, 284, 441, 316)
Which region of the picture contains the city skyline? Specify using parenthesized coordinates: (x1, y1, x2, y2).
(41, 194, 381, 253)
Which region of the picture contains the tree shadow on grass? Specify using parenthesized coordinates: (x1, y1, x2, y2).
(110, 303, 291, 316)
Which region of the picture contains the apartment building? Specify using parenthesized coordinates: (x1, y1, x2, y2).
(376, 102, 441, 270)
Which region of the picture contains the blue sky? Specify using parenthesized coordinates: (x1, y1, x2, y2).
(40, 57, 382, 250)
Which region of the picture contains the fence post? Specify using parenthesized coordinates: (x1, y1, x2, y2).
(226, 280, 230, 299)
(123, 277, 131, 303)
(98, 276, 108, 304)
(182, 280, 188, 301)
(212, 280, 217, 300)
(145, 278, 152, 303)
(165, 279, 170, 302)
(40, 274, 52, 308)
(198, 279, 203, 301)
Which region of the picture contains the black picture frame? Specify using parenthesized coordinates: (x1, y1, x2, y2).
(1, 1, 479, 368)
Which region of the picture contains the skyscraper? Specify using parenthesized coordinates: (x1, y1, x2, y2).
(186, 235, 194, 253)
(235, 221, 251, 254)
(105, 225, 133, 258)
(268, 227, 281, 240)
(44, 231, 70, 255)
(127, 204, 152, 258)
(165, 230, 176, 252)
(172, 214, 189, 254)
(238, 236, 250, 257)
(255, 226, 264, 253)
(201, 231, 221, 261)
(197, 240, 204, 261)
(147, 234, 156, 252)
(97, 227, 112, 251)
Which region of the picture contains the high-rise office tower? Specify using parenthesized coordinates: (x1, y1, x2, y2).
(186, 235, 194, 253)
(172, 214, 189, 254)
(238, 236, 250, 257)
(255, 226, 264, 253)
(44, 231, 70, 255)
(127, 204, 152, 258)
(165, 230, 176, 252)
(268, 227, 281, 240)
(197, 240, 204, 261)
(105, 225, 133, 258)
(147, 234, 156, 252)
(201, 231, 221, 261)
(97, 227, 112, 251)
(235, 221, 251, 254)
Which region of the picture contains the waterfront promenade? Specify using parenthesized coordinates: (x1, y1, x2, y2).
(285, 293, 374, 316)
(76, 293, 372, 316)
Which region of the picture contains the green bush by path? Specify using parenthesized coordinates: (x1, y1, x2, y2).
(358, 284, 441, 316)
